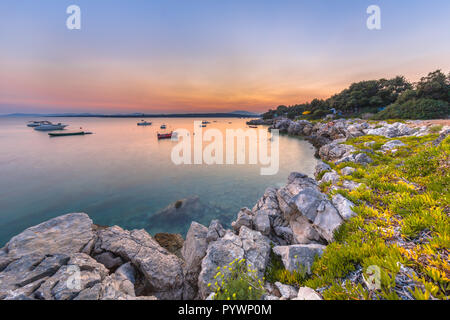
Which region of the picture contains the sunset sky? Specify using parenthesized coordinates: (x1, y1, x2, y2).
(0, 0, 449, 114)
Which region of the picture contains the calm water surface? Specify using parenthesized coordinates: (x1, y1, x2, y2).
(0, 117, 317, 245)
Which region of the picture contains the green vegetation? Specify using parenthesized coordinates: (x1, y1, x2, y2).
(309, 134, 449, 299)
(266, 133, 449, 300)
(374, 98, 449, 120)
(262, 70, 450, 120)
(211, 258, 266, 300)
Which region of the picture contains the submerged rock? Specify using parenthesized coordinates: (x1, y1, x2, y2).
(154, 233, 184, 259)
(147, 196, 209, 233)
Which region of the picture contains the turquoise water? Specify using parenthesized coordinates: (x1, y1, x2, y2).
(0, 117, 317, 245)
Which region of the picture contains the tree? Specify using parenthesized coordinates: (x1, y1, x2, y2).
(415, 70, 450, 102)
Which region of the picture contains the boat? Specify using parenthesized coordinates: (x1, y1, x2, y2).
(160, 124, 167, 129)
(137, 120, 152, 126)
(34, 122, 68, 131)
(157, 132, 172, 139)
(201, 120, 210, 124)
(27, 121, 47, 127)
(249, 125, 258, 128)
(200, 124, 207, 127)
(48, 131, 92, 137)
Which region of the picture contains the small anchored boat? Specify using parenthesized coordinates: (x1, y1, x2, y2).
(157, 132, 172, 139)
(34, 122, 68, 131)
(137, 120, 152, 126)
(48, 131, 93, 137)
(249, 125, 258, 128)
(160, 124, 167, 129)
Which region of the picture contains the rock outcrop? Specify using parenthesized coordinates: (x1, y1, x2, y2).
(0, 213, 182, 300)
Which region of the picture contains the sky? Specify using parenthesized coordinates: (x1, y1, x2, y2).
(0, 0, 449, 114)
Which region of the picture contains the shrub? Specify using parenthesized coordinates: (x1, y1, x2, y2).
(374, 98, 449, 120)
(211, 259, 266, 300)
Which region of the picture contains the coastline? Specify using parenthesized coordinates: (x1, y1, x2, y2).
(0, 118, 448, 300)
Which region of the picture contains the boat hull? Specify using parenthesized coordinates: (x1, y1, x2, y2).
(35, 125, 68, 131)
(48, 131, 91, 137)
(157, 132, 172, 139)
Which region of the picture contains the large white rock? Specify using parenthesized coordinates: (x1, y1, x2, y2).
(381, 140, 406, 151)
(293, 287, 322, 300)
(365, 122, 413, 138)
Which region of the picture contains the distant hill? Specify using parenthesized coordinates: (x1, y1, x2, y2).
(230, 110, 261, 116)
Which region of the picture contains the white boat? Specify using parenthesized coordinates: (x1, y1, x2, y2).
(160, 124, 167, 129)
(137, 120, 152, 126)
(34, 122, 68, 131)
(27, 121, 46, 127)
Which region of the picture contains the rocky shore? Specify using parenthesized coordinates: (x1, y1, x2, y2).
(1, 118, 448, 300)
